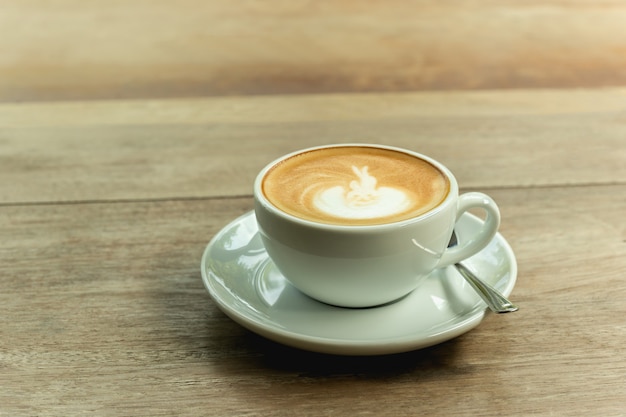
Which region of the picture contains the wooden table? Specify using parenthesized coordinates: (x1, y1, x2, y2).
(1, 1, 625, 416)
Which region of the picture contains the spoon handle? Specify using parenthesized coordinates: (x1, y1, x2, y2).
(454, 262, 519, 314)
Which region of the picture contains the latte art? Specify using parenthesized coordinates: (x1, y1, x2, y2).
(313, 166, 413, 219)
(262, 146, 450, 226)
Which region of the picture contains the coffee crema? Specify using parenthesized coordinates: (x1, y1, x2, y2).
(262, 146, 450, 225)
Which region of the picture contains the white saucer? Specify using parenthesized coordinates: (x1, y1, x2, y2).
(201, 211, 517, 356)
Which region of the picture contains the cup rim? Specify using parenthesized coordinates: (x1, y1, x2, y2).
(254, 143, 459, 231)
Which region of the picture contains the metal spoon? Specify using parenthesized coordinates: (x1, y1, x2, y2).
(448, 231, 518, 314)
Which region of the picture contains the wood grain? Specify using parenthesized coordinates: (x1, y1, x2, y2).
(2, 0, 626, 100)
(1, 89, 625, 204)
(1, 184, 624, 416)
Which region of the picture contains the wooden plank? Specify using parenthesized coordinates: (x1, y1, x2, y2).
(1, 90, 625, 204)
(0, 185, 624, 416)
(2, 1, 626, 100)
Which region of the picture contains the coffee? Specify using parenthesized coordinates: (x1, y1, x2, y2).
(262, 146, 450, 225)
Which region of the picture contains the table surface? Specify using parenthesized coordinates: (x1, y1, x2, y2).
(1, 1, 625, 416)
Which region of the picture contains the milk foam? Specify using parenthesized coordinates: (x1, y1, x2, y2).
(313, 166, 413, 219)
(261, 146, 450, 225)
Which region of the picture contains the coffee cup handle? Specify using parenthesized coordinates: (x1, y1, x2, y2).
(437, 192, 501, 267)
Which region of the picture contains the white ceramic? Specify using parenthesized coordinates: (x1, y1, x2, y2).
(254, 144, 501, 307)
(200, 211, 517, 356)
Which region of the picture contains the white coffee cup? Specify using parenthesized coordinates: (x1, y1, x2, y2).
(254, 144, 500, 308)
